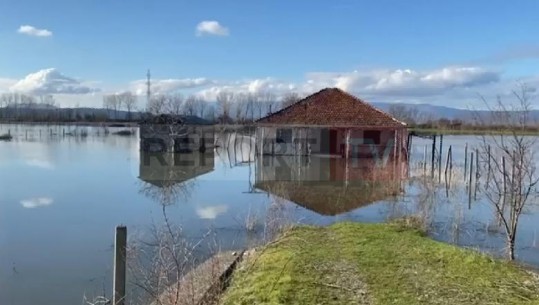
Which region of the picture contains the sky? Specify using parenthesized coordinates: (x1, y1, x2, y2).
(1, 0, 539, 108)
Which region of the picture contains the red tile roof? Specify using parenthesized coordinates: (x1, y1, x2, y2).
(257, 88, 406, 128)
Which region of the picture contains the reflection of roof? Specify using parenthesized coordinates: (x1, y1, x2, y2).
(256, 88, 406, 127)
(140, 114, 213, 125)
(255, 180, 399, 216)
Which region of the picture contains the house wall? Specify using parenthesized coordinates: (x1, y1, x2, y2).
(255, 155, 405, 183)
(257, 126, 406, 160)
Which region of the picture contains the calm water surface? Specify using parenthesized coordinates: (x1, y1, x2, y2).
(0, 124, 538, 305)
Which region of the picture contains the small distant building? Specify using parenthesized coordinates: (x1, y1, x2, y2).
(256, 88, 408, 161)
(139, 114, 214, 153)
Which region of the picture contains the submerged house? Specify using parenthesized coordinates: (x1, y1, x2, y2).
(139, 114, 214, 153)
(255, 88, 408, 162)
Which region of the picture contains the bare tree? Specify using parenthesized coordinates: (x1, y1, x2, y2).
(183, 95, 197, 116)
(183, 95, 208, 118)
(234, 93, 248, 123)
(280, 92, 301, 109)
(147, 95, 167, 115)
(118, 92, 137, 120)
(165, 94, 184, 115)
(388, 104, 418, 125)
(103, 94, 121, 120)
(216, 91, 234, 124)
(477, 84, 539, 260)
(257, 91, 277, 118)
(198, 97, 208, 119)
(39, 95, 56, 107)
(0, 94, 6, 119)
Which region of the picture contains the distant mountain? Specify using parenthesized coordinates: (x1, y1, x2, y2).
(371, 102, 539, 123)
(371, 102, 475, 121)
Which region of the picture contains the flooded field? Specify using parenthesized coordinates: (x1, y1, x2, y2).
(1, 124, 539, 305)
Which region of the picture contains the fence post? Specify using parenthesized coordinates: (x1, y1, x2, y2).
(469, 152, 474, 209)
(438, 134, 443, 183)
(431, 135, 436, 179)
(445, 145, 452, 182)
(113, 226, 127, 305)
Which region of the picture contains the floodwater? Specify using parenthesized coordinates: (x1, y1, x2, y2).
(0, 124, 538, 305)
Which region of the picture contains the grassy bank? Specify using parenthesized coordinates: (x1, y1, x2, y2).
(221, 222, 539, 305)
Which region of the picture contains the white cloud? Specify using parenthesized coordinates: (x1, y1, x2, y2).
(17, 25, 52, 37)
(10, 68, 99, 95)
(191, 66, 498, 102)
(197, 78, 297, 100)
(20, 197, 53, 208)
(304, 66, 499, 97)
(0, 78, 17, 93)
(0, 65, 519, 108)
(196, 205, 228, 219)
(131, 78, 213, 96)
(196, 21, 229, 36)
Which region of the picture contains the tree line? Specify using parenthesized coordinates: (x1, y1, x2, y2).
(0, 91, 303, 123)
(146, 91, 302, 124)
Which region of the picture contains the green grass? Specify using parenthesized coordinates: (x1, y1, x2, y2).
(221, 223, 539, 305)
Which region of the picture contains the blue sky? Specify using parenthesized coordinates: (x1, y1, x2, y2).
(1, 0, 539, 107)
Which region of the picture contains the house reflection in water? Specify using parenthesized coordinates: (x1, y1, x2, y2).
(254, 88, 409, 215)
(255, 155, 406, 216)
(138, 150, 215, 205)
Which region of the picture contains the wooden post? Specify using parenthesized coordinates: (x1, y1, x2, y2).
(464, 143, 468, 182)
(431, 135, 436, 179)
(469, 152, 474, 209)
(113, 226, 127, 305)
(438, 134, 443, 183)
(444, 145, 452, 183)
(444, 145, 452, 196)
